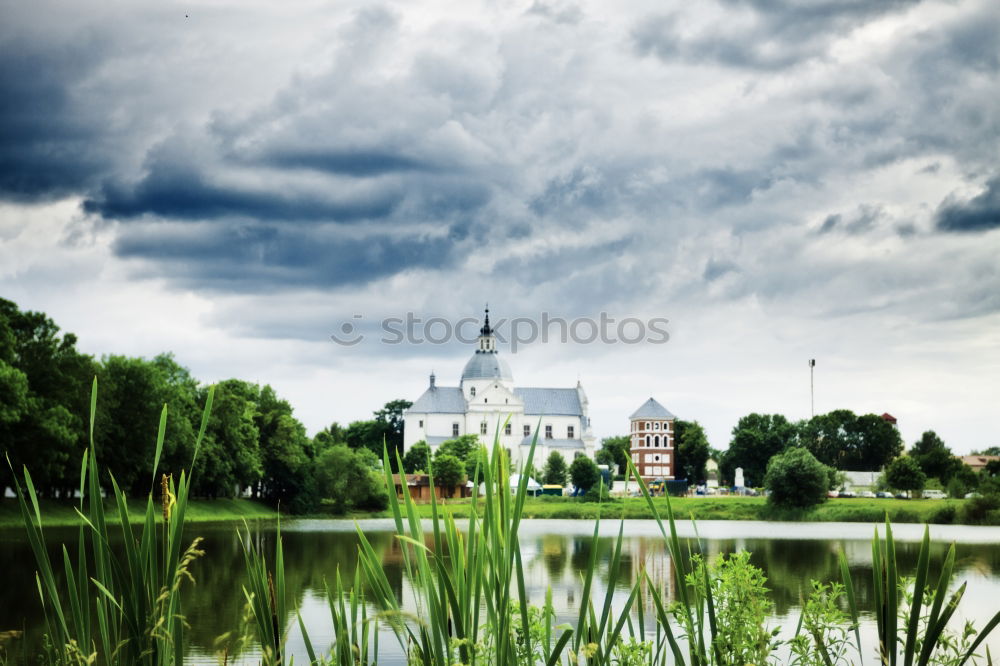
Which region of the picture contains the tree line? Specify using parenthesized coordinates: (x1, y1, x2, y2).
(0, 298, 410, 513)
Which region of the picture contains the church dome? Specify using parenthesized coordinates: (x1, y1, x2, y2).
(461, 351, 513, 382)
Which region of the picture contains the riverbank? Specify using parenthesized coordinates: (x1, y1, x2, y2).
(358, 495, 973, 524)
(0, 497, 279, 529)
(2, 495, 982, 529)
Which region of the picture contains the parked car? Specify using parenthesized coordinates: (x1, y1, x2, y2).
(828, 491, 840, 498)
(922, 489, 947, 500)
(895, 492, 910, 500)
(838, 491, 856, 498)
(965, 492, 982, 499)
(858, 491, 876, 498)
(876, 491, 893, 498)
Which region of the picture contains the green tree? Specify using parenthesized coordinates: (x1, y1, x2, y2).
(374, 398, 412, 459)
(194, 379, 261, 499)
(315, 445, 388, 514)
(402, 441, 431, 473)
(313, 422, 347, 452)
(436, 434, 479, 461)
(543, 450, 568, 486)
(798, 410, 902, 471)
(595, 448, 617, 468)
(95, 355, 201, 496)
(973, 446, 1000, 456)
(598, 435, 630, 473)
(255, 384, 314, 509)
(721, 414, 798, 487)
(885, 456, 926, 495)
(764, 447, 832, 509)
(0, 298, 96, 497)
(675, 420, 711, 483)
(569, 456, 600, 494)
(910, 431, 960, 483)
(433, 453, 465, 491)
(345, 419, 392, 458)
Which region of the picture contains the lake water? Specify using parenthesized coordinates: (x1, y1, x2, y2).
(2, 519, 1000, 663)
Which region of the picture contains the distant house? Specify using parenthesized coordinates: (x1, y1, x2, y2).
(960, 455, 1000, 473)
(391, 474, 471, 502)
(880, 413, 898, 424)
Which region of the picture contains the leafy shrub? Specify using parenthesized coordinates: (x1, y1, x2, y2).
(928, 504, 956, 524)
(581, 482, 612, 503)
(764, 447, 831, 509)
(959, 494, 1000, 524)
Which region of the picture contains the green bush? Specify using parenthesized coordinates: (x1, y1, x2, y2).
(928, 504, 956, 524)
(959, 494, 1000, 524)
(764, 447, 831, 509)
(581, 482, 612, 503)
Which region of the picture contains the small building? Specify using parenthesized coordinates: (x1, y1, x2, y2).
(628, 397, 676, 481)
(960, 455, 1000, 473)
(880, 413, 898, 424)
(391, 474, 471, 502)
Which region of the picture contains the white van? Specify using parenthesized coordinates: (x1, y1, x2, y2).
(922, 489, 947, 499)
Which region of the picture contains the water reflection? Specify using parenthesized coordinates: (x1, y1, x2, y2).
(2, 520, 999, 663)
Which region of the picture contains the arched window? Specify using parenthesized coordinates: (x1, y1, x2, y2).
(654, 435, 660, 446)
(470, 387, 476, 397)
(645, 422, 650, 430)
(654, 422, 660, 430)
(645, 435, 650, 447)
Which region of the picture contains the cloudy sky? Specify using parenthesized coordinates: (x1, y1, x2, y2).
(1, 0, 998, 453)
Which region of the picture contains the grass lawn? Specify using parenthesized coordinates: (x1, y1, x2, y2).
(360, 495, 968, 524)
(0, 497, 279, 529)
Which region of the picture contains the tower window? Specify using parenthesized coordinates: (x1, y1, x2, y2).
(484, 398, 488, 403)
(645, 422, 650, 430)
(524, 424, 530, 437)
(545, 425, 553, 439)
(452, 423, 460, 437)
(504, 423, 512, 435)
(419, 420, 424, 428)
(480, 422, 488, 435)
(645, 435, 650, 447)
(654, 422, 660, 430)
(654, 435, 660, 446)
(567, 425, 574, 438)
(470, 387, 476, 397)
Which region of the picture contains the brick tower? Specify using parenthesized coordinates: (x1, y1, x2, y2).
(629, 398, 676, 481)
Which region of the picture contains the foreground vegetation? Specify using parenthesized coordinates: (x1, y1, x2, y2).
(8, 379, 1000, 665)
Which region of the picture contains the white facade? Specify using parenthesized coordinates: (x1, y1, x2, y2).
(403, 309, 597, 466)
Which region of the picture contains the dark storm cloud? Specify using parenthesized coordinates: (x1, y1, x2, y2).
(0, 36, 111, 200)
(263, 149, 431, 177)
(113, 221, 459, 290)
(83, 157, 403, 222)
(632, 0, 924, 70)
(936, 177, 1000, 233)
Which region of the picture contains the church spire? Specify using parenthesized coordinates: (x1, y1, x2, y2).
(480, 304, 492, 336)
(477, 305, 496, 353)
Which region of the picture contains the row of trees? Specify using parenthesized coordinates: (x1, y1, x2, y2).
(1, 298, 409, 513)
(720, 410, 904, 487)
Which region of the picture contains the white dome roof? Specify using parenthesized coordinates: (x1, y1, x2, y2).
(461, 351, 513, 382)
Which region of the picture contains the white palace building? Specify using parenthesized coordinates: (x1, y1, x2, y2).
(403, 309, 598, 465)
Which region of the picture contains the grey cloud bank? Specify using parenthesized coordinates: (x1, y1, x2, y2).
(1, 0, 998, 452)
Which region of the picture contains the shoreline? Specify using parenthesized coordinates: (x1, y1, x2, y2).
(1, 495, 989, 530)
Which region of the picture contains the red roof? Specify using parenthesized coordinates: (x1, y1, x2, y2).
(880, 413, 897, 424)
